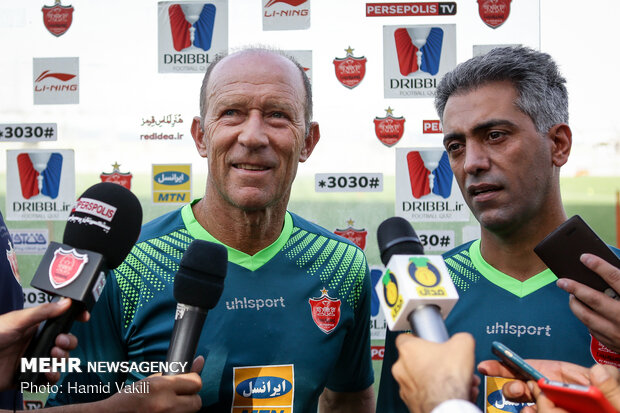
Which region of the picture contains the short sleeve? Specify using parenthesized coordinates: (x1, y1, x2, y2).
(376, 328, 410, 412)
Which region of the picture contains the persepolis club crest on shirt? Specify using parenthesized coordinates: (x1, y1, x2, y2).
(309, 289, 341, 334)
(333, 47, 367, 89)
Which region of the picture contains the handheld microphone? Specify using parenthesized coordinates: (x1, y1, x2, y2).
(376, 217, 458, 343)
(18, 182, 142, 383)
(163, 239, 228, 375)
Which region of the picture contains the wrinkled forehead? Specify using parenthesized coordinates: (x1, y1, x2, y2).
(207, 51, 305, 98)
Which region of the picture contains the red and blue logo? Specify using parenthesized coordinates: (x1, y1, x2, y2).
(394, 27, 444, 76)
(168, 3, 216, 51)
(16, 152, 63, 200)
(406, 150, 452, 199)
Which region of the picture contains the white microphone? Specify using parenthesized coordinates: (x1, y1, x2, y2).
(376, 217, 459, 342)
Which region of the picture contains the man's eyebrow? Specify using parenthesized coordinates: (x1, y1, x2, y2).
(443, 119, 518, 145)
(443, 132, 464, 145)
(209, 96, 296, 112)
(472, 119, 518, 134)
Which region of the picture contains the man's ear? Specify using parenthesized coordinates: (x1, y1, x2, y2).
(191, 116, 208, 158)
(548, 123, 572, 167)
(299, 122, 320, 162)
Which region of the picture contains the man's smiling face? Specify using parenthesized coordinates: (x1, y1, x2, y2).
(196, 51, 313, 212)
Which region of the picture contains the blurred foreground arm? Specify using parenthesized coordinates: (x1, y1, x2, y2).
(0, 298, 89, 389)
(478, 360, 620, 411)
(392, 332, 479, 413)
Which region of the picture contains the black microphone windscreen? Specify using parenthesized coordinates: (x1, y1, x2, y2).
(63, 182, 143, 269)
(377, 217, 424, 265)
(174, 240, 228, 309)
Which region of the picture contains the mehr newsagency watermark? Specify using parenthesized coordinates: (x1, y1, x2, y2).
(20, 357, 188, 395)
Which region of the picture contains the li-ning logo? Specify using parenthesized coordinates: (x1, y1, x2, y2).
(168, 4, 216, 51)
(35, 71, 76, 82)
(394, 27, 444, 76)
(34, 70, 78, 93)
(266, 0, 308, 6)
(406, 150, 452, 199)
(16, 153, 63, 200)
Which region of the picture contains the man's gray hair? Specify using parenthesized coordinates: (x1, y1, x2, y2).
(199, 47, 313, 135)
(434, 46, 568, 133)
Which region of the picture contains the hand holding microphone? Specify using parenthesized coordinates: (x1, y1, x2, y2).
(392, 332, 478, 413)
(0, 298, 88, 390)
(17, 182, 142, 384)
(376, 216, 458, 342)
(377, 217, 479, 412)
(164, 239, 228, 375)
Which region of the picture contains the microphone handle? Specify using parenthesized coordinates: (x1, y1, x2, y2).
(16, 296, 86, 384)
(408, 304, 449, 343)
(163, 304, 207, 376)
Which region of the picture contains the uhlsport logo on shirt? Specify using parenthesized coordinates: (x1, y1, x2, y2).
(232, 365, 294, 413)
(383, 24, 455, 98)
(157, 1, 228, 73)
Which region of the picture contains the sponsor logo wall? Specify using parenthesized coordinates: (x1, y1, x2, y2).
(0, 0, 556, 403)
